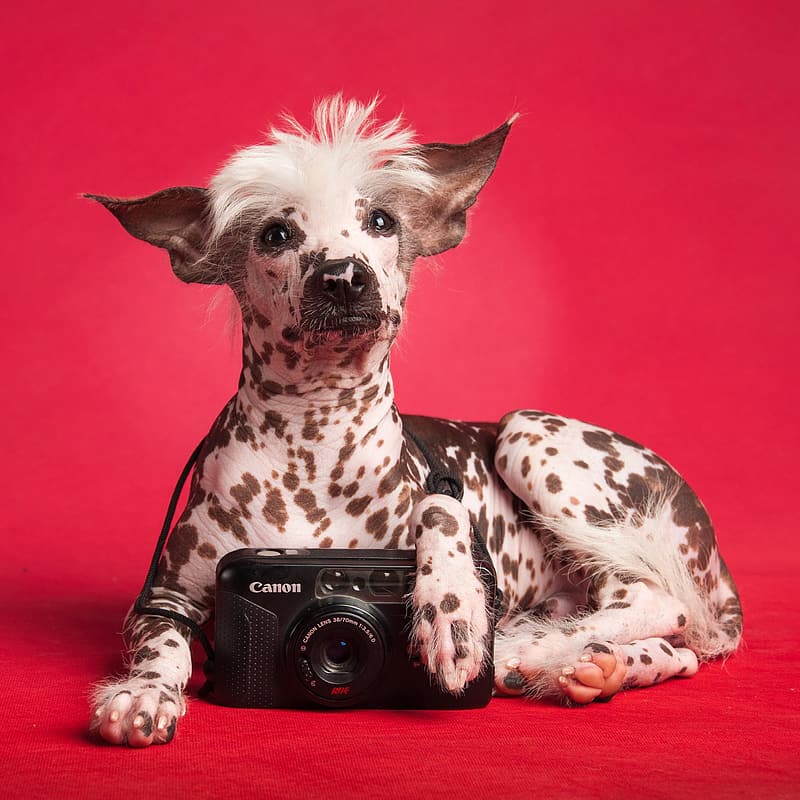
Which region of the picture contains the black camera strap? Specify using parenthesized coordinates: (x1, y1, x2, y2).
(134, 425, 503, 686)
(133, 438, 216, 661)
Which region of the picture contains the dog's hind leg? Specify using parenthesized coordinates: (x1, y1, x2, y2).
(492, 409, 742, 703)
(494, 576, 693, 701)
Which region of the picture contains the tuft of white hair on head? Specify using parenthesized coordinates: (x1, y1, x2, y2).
(208, 94, 437, 241)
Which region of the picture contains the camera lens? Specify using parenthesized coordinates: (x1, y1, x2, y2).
(290, 604, 386, 706)
(321, 639, 356, 671)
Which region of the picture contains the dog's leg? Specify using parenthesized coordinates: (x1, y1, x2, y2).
(91, 595, 202, 745)
(91, 504, 218, 746)
(409, 495, 490, 693)
(494, 576, 691, 701)
(492, 410, 742, 703)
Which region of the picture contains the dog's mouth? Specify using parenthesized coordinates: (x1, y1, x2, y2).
(299, 310, 397, 343)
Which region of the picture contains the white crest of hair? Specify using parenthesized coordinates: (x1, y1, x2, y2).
(496, 486, 736, 698)
(209, 94, 437, 240)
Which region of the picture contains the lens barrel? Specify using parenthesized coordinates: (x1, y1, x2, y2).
(289, 603, 386, 706)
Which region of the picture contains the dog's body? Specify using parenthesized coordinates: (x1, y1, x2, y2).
(90, 98, 741, 746)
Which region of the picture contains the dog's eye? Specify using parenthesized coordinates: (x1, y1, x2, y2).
(261, 221, 294, 248)
(367, 209, 396, 235)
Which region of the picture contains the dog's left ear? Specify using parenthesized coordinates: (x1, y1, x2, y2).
(85, 186, 223, 284)
(393, 116, 516, 257)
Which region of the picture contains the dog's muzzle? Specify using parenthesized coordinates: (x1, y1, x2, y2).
(300, 257, 384, 336)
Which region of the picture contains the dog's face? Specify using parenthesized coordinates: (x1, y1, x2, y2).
(231, 186, 410, 351)
(92, 98, 514, 379)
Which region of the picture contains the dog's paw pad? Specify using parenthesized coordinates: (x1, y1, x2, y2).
(91, 683, 181, 746)
(558, 643, 626, 704)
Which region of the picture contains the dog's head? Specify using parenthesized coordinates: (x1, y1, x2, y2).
(91, 97, 514, 378)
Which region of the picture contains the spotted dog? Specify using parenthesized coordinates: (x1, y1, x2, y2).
(89, 97, 742, 745)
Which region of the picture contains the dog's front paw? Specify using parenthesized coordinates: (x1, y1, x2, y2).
(409, 495, 490, 693)
(90, 679, 184, 747)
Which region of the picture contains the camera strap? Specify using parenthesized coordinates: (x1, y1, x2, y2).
(133, 438, 216, 661)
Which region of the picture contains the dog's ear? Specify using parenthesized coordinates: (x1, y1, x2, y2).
(393, 116, 516, 257)
(86, 186, 223, 284)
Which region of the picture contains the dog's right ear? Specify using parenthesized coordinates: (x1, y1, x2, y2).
(85, 187, 223, 285)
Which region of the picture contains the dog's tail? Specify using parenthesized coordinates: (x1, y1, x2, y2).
(499, 484, 742, 663)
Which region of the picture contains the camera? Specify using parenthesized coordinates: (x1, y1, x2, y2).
(208, 547, 497, 709)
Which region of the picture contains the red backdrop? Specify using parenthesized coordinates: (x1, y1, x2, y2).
(2, 1, 798, 798)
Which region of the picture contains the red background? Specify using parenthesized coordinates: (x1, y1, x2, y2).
(2, 1, 798, 797)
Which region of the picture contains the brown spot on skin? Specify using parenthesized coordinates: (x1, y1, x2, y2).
(133, 645, 159, 664)
(451, 620, 470, 643)
(395, 485, 412, 517)
(283, 471, 300, 492)
(166, 524, 199, 567)
(421, 506, 460, 536)
(545, 447, 558, 456)
(677, 614, 687, 628)
(440, 593, 460, 614)
(497, 454, 508, 471)
(163, 639, 180, 648)
(420, 564, 432, 575)
(341, 229, 349, 237)
(261, 408, 288, 439)
(348, 538, 359, 548)
(329, 483, 342, 498)
(606, 602, 631, 609)
(626, 656, 635, 666)
(378, 459, 405, 497)
(342, 481, 359, 498)
(295, 489, 326, 523)
(262, 487, 288, 532)
(346, 496, 371, 516)
(319, 537, 333, 548)
(613, 589, 628, 599)
(574, 460, 589, 469)
(660, 643, 674, 656)
(583, 430, 618, 455)
(366, 508, 389, 540)
(197, 542, 217, 559)
(456, 541, 467, 554)
(640, 654, 653, 665)
(302, 411, 320, 442)
(422, 603, 437, 624)
(230, 473, 261, 517)
(521, 456, 531, 477)
(297, 447, 317, 481)
(584, 505, 615, 525)
(545, 473, 562, 494)
(586, 643, 612, 654)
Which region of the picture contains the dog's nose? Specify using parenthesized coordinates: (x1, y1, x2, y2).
(310, 258, 369, 306)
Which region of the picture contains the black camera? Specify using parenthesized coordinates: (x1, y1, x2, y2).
(208, 547, 497, 709)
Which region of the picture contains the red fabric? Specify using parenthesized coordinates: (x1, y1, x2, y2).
(2, 1, 799, 797)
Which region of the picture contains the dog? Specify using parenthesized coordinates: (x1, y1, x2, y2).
(89, 96, 742, 746)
